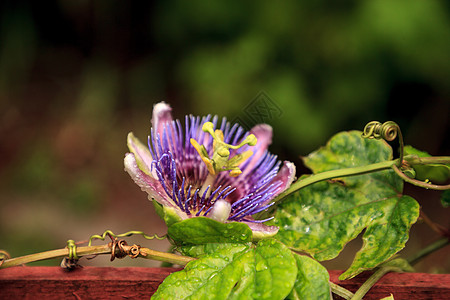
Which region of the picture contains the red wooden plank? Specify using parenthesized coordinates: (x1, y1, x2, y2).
(329, 270, 450, 300)
(0, 267, 449, 299)
(0, 266, 180, 299)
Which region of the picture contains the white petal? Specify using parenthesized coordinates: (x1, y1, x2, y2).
(124, 153, 174, 208)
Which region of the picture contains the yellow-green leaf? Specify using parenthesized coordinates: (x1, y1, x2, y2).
(287, 254, 331, 300)
(274, 131, 420, 280)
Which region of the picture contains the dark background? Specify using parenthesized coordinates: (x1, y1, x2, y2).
(0, 1, 448, 270)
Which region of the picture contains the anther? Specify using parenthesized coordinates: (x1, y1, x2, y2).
(191, 122, 257, 177)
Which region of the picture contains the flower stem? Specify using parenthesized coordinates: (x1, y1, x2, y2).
(270, 155, 450, 207)
(275, 159, 398, 204)
(350, 266, 402, 300)
(405, 156, 450, 165)
(392, 164, 450, 190)
(330, 282, 354, 299)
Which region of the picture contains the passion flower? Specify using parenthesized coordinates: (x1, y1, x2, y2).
(124, 102, 295, 237)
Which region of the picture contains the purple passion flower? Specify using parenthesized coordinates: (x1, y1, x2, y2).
(124, 102, 295, 238)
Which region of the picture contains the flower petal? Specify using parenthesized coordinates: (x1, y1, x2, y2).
(127, 132, 154, 176)
(272, 161, 296, 196)
(241, 124, 273, 175)
(124, 153, 174, 208)
(250, 124, 273, 158)
(152, 102, 173, 136)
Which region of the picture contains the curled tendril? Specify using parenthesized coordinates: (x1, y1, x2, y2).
(110, 239, 147, 261)
(0, 250, 11, 267)
(362, 121, 403, 165)
(88, 230, 166, 247)
(66, 239, 79, 260)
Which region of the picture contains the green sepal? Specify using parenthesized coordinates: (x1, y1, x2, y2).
(168, 217, 253, 246)
(152, 239, 297, 300)
(287, 254, 331, 300)
(127, 132, 153, 175)
(152, 199, 165, 219)
(404, 145, 450, 183)
(151, 199, 184, 228)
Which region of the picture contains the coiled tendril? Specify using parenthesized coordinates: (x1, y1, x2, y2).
(88, 230, 166, 246)
(362, 121, 403, 165)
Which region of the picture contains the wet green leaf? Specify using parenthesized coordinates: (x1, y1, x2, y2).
(404, 145, 450, 183)
(168, 217, 253, 246)
(153, 239, 297, 300)
(180, 243, 246, 258)
(274, 131, 420, 280)
(287, 254, 331, 300)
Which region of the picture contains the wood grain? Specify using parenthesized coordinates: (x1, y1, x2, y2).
(0, 267, 448, 299)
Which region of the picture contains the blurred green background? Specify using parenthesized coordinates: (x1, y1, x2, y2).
(0, 1, 448, 271)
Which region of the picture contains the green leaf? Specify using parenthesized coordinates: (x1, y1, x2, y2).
(274, 131, 420, 279)
(252, 239, 297, 299)
(152, 239, 297, 300)
(168, 217, 253, 246)
(404, 145, 450, 183)
(180, 243, 245, 258)
(287, 254, 331, 300)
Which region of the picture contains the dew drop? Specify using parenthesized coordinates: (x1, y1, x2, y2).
(191, 277, 201, 283)
(208, 271, 218, 280)
(256, 261, 267, 271)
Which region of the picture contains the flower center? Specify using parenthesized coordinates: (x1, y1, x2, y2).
(190, 121, 257, 177)
(188, 122, 257, 221)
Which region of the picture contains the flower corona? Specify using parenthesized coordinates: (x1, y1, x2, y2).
(124, 102, 295, 236)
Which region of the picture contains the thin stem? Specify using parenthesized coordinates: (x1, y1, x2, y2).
(407, 237, 450, 266)
(0, 244, 195, 269)
(0, 245, 111, 269)
(404, 156, 450, 165)
(330, 282, 354, 299)
(392, 165, 450, 190)
(140, 247, 195, 265)
(274, 159, 398, 204)
(351, 266, 402, 300)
